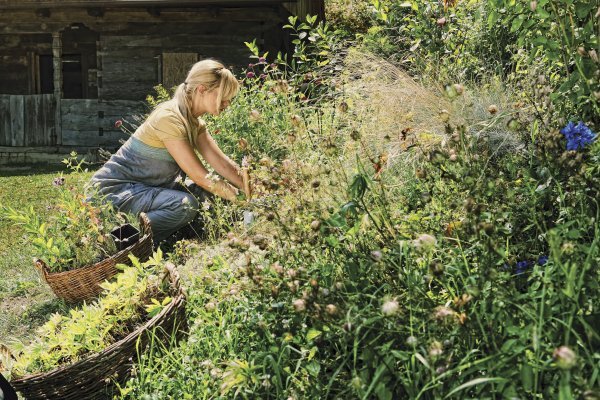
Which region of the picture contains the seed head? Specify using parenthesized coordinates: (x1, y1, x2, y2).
(487, 105, 498, 114)
(381, 299, 400, 316)
(292, 298, 306, 312)
(325, 304, 337, 316)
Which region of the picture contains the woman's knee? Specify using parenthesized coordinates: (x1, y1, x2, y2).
(180, 193, 199, 224)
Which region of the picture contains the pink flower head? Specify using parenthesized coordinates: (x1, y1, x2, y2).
(259, 74, 267, 80)
(114, 120, 123, 128)
(246, 71, 255, 79)
(258, 57, 266, 63)
(248, 63, 255, 68)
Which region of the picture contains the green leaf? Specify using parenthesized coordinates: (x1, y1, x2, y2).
(306, 328, 322, 341)
(444, 377, 508, 398)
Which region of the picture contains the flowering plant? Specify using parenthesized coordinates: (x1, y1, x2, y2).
(560, 121, 596, 151)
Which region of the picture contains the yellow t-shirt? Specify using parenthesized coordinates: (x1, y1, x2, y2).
(133, 101, 204, 148)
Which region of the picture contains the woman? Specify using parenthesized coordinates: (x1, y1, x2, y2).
(89, 59, 246, 244)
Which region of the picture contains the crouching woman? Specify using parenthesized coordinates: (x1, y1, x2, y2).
(89, 59, 246, 244)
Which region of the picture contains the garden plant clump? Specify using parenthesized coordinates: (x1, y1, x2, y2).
(0, 251, 172, 379)
(0, 2, 598, 399)
(113, 9, 599, 400)
(0, 153, 133, 273)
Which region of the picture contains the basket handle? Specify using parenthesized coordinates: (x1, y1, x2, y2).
(33, 258, 50, 280)
(139, 212, 152, 238)
(163, 262, 180, 289)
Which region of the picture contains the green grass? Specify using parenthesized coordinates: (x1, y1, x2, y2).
(0, 164, 93, 341)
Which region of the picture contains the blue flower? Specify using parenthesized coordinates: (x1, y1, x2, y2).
(560, 121, 597, 150)
(537, 255, 549, 266)
(515, 260, 531, 275)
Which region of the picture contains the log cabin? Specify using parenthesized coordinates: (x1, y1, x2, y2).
(0, 0, 324, 164)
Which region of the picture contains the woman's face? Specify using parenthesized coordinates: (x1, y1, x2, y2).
(192, 86, 231, 117)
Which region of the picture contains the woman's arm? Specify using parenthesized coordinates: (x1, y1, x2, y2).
(163, 140, 238, 201)
(195, 130, 245, 191)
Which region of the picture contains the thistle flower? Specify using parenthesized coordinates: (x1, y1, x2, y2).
(433, 306, 456, 321)
(381, 299, 399, 316)
(413, 234, 437, 251)
(553, 346, 576, 370)
(560, 121, 596, 150)
(292, 298, 306, 312)
(429, 340, 443, 357)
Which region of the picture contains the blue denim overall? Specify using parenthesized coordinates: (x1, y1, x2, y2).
(89, 137, 205, 243)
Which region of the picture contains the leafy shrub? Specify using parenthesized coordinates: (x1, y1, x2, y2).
(1, 251, 171, 378)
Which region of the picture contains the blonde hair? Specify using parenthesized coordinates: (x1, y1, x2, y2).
(165, 59, 239, 147)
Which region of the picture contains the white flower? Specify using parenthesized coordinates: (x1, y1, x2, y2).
(381, 299, 399, 316)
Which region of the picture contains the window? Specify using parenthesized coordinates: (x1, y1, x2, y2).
(161, 53, 198, 90)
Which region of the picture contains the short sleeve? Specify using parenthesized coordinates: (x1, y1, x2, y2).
(150, 109, 187, 142)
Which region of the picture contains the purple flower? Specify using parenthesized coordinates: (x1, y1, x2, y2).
(259, 74, 267, 80)
(248, 63, 255, 68)
(246, 71, 255, 79)
(560, 121, 596, 150)
(258, 57, 266, 63)
(538, 255, 549, 265)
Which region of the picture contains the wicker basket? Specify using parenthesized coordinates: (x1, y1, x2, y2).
(35, 213, 154, 303)
(11, 263, 187, 400)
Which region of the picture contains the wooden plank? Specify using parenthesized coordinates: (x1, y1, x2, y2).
(0, 1, 292, 9)
(0, 96, 10, 146)
(9, 95, 24, 146)
(62, 129, 128, 146)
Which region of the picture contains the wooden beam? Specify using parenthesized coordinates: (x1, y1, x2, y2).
(52, 31, 62, 145)
(0, 0, 297, 9)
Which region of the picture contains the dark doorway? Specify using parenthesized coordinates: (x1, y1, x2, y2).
(62, 54, 83, 99)
(39, 54, 54, 94)
(61, 24, 98, 99)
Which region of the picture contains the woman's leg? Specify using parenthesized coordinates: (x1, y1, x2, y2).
(144, 189, 199, 243)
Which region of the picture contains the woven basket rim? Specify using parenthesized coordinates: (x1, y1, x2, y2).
(11, 263, 185, 384)
(38, 213, 152, 278)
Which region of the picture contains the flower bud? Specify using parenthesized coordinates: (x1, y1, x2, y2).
(405, 336, 418, 347)
(553, 346, 576, 370)
(439, 109, 450, 123)
(249, 109, 261, 122)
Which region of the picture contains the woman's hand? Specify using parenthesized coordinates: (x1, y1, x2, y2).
(209, 180, 239, 201)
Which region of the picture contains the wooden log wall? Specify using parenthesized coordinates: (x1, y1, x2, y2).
(0, 94, 55, 146)
(0, 33, 53, 95)
(0, 4, 300, 148)
(98, 19, 279, 100)
(61, 99, 146, 146)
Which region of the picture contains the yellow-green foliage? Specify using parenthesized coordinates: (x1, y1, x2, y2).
(2, 252, 169, 378)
